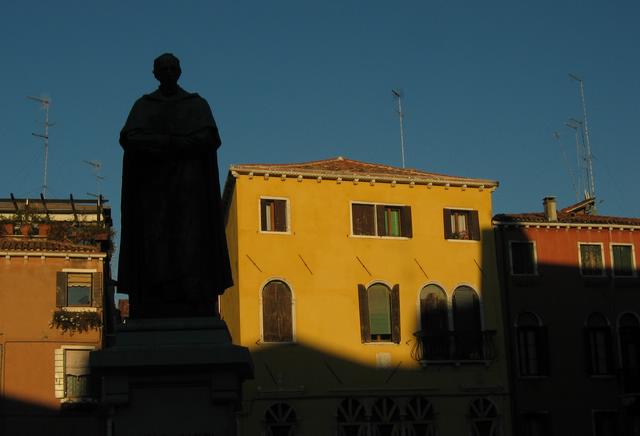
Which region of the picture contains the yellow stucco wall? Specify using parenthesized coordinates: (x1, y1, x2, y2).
(0, 256, 102, 410)
(222, 172, 512, 435)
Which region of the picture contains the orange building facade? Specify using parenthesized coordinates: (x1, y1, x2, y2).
(0, 197, 112, 435)
(494, 197, 640, 436)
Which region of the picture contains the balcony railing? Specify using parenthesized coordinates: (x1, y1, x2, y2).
(411, 330, 497, 363)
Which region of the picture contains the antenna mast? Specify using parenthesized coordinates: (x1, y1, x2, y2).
(28, 96, 53, 197)
(392, 89, 406, 168)
(568, 73, 595, 199)
(83, 160, 104, 202)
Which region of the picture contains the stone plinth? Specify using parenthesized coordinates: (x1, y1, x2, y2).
(90, 318, 253, 436)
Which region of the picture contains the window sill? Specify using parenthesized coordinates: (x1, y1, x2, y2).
(259, 230, 291, 235)
(363, 341, 398, 345)
(259, 340, 296, 346)
(61, 397, 98, 404)
(445, 239, 479, 243)
(518, 375, 550, 380)
(588, 374, 616, 379)
(350, 234, 410, 240)
(62, 307, 98, 312)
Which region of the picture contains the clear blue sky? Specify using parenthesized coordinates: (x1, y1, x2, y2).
(2, 2, 639, 247)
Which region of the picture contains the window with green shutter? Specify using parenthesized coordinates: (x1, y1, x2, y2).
(368, 284, 391, 341)
(612, 244, 634, 276)
(351, 203, 412, 238)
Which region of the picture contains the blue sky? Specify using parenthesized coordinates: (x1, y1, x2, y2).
(1, 2, 639, 240)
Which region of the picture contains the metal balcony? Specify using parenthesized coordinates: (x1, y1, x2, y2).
(411, 330, 497, 363)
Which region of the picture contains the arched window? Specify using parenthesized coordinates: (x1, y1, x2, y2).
(337, 398, 367, 436)
(585, 313, 613, 375)
(370, 397, 401, 436)
(419, 285, 449, 360)
(404, 397, 436, 436)
(358, 283, 400, 343)
(452, 286, 482, 359)
(469, 398, 500, 436)
(619, 314, 640, 394)
(264, 402, 296, 436)
(516, 312, 549, 376)
(262, 280, 293, 342)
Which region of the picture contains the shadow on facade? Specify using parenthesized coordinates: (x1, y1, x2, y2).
(494, 223, 640, 436)
(0, 394, 102, 435)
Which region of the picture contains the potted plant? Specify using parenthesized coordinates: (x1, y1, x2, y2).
(50, 309, 102, 335)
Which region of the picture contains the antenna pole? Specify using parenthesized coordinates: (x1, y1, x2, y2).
(28, 96, 52, 197)
(569, 73, 595, 199)
(392, 89, 406, 168)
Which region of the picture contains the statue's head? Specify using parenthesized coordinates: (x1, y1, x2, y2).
(153, 53, 181, 87)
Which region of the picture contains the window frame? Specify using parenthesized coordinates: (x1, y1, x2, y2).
(350, 201, 412, 239)
(610, 243, 636, 277)
(509, 241, 538, 276)
(578, 242, 606, 277)
(516, 312, 549, 378)
(585, 313, 614, 376)
(358, 282, 401, 344)
(57, 269, 102, 310)
(259, 279, 296, 344)
(54, 345, 96, 403)
(259, 196, 291, 234)
(443, 208, 481, 241)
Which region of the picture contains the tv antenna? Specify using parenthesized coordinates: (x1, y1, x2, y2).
(392, 89, 406, 168)
(568, 73, 595, 199)
(83, 160, 104, 201)
(28, 95, 54, 197)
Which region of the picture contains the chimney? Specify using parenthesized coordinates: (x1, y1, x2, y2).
(543, 196, 557, 221)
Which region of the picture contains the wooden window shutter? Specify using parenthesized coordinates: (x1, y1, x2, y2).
(92, 272, 103, 308)
(358, 284, 370, 343)
(391, 284, 401, 344)
(400, 206, 412, 238)
(376, 205, 386, 237)
(470, 210, 481, 240)
(56, 272, 68, 307)
(260, 199, 268, 231)
(54, 348, 65, 399)
(352, 204, 375, 235)
(537, 326, 550, 376)
(277, 281, 293, 342)
(274, 200, 287, 232)
(443, 209, 452, 239)
(262, 283, 278, 341)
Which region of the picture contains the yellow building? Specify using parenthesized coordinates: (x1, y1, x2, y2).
(221, 157, 512, 435)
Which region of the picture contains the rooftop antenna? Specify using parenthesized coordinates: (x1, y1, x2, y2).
(568, 73, 596, 200)
(392, 89, 406, 168)
(83, 160, 104, 203)
(553, 131, 579, 201)
(565, 118, 589, 199)
(28, 95, 54, 197)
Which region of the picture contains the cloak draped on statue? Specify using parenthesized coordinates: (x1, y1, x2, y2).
(118, 87, 232, 318)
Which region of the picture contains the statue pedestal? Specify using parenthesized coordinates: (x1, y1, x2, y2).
(90, 318, 253, 436)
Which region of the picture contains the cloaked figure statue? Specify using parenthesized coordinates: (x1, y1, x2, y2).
(118, 53, 232, 318)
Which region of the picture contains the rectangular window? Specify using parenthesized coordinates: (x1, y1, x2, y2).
(54, 347, 95, 401)
(56, 272, 102, 308)
(510, 241, 537, 275)
(351, 203, 412, 238)
(580, 244, 604, 276)
(443, 209, 480, 240)
(260, 198, 288, 232)
(612, 244, 634, 277)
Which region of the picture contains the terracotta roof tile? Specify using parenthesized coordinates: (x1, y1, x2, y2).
(0, 237, 100, 253)
(230, 156, 497, 186)
(494, 212, 640, 227)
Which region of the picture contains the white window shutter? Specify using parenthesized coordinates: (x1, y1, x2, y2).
(54, 348, 65, 399)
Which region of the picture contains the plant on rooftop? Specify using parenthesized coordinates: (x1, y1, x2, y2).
(50, 309, 102, 335)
